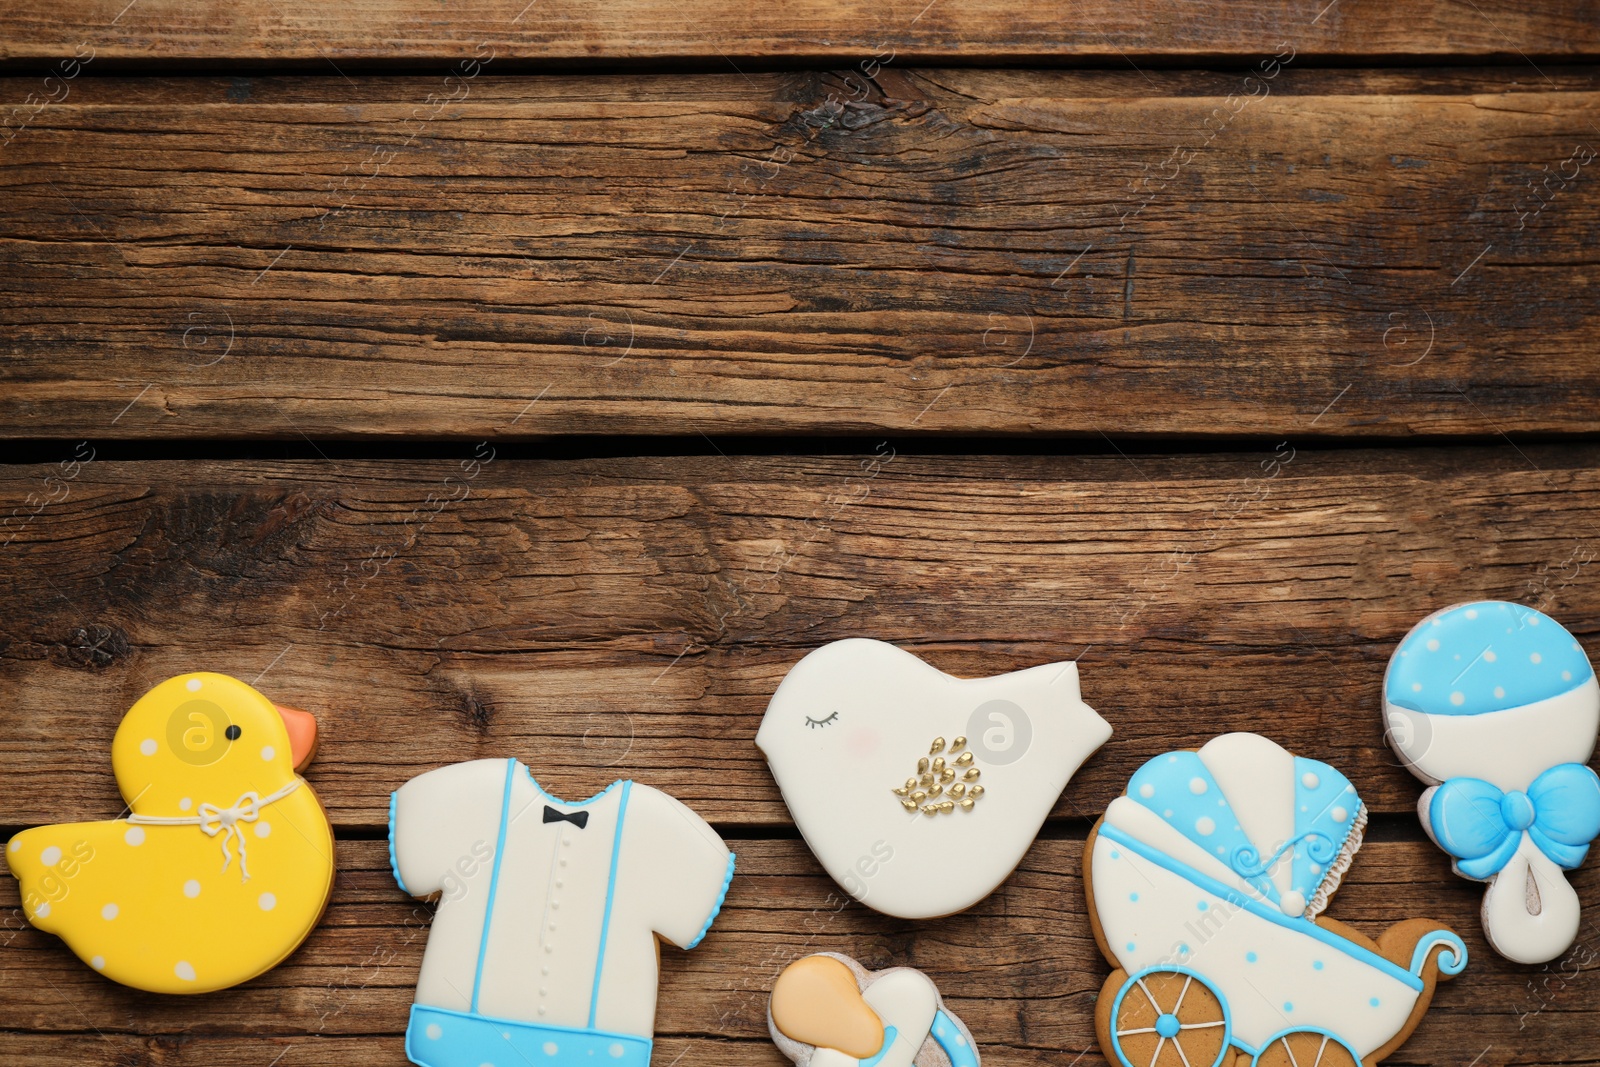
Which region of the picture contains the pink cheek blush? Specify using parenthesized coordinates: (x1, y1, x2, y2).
(845, 728, 880, 759)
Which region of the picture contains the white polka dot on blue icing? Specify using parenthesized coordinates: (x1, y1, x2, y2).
(1387, 601, 1593, 714)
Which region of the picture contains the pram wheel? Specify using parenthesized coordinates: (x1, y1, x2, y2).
(1252, 1030, 1360, 1067)
(1106, 966, 1231, 1067)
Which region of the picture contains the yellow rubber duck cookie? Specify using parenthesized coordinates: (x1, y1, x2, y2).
(4, 672, 335, 994)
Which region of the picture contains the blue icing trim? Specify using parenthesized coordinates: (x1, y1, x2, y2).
(685, 850, 736, 950)
(589, 780, 633, 1027)
(387, 791, 410, 895)
(1128, 750, 1278, 903)
(1386, 601, 1594, 715)
(860, 1026, 898, 1067)
(406, 1004, 651, 1067)
(1289, 756, 1360, 902)
(930, 1011, 980, 1067)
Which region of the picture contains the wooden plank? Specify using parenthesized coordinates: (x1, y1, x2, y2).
(2, 447, 1597, 828)
(2, 838, 1596, 1064)
(1, 0, 1597, 65)
(4, 70, 1600, 439)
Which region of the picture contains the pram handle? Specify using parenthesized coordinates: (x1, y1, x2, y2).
(1408, 929, 1468, 978)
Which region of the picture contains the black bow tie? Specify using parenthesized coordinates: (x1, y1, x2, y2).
(543, 805, 589, 829)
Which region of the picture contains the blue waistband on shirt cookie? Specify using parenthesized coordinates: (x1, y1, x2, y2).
(405, 1004, 651, 1067)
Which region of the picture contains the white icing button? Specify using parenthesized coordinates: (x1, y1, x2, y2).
(1332, 806, 1348, 822)
(1450, 691, 1465, 705)
(425, 1024, 443, 1040)
(1139, 783, 1155, 798)
(175, 961, 196, 981)
(543, 1043, 559, 1056)
(1195, 816, 1216, 836)
(1483, 650, 1497, 662)
(186, 678, 202, 691)
(101, 903, 119, 920)
(1531, 652, 1542, 664)
(255, 821, 272, 838)
(124, 826, 145, 846)
(1426, 638, 1440, 651)
(1280, 890, 1307, 917)
(259, 892, 277, 911)
(35, 902, 50, 918)
(179, 797, 193, 811)
(1411, 682, 1422, 692)
(140, 738, 158, 756)
(1189, 777, 1208, 795)
(609, 1045, 625, 1058)
(40, 845, 62, 867)
(7, 839, 17, 853)
(1494, 685, 1505, 698)
(91, 955, 105, 969)
(183, 880, 201, 898)
(261, 745, 276, 760)
(1465, 609, 1478, 619)
(1302, 772, 1320, 789)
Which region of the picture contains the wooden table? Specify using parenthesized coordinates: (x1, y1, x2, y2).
(3, 3, 1598, 1064)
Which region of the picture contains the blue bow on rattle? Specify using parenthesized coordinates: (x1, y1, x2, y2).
(1429, 763, 1600, 879)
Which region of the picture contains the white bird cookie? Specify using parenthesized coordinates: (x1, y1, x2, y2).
(757, 639, 1111, 919)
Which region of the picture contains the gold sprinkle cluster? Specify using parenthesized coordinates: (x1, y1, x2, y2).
(892, 735, 984, 816)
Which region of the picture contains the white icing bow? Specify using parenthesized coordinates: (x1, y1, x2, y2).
(128, 778, 302, 882)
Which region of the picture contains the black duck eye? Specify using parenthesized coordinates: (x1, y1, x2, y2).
(225, 724, 242, 740)
(805, 712, 839, 729)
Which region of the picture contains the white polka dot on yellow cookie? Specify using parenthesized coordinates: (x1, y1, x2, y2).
(4, 672, 334, 994)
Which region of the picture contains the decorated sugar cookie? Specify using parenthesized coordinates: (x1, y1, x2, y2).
(769, 953, 980, 1067)
(1384, 601, 1600, 964)
(4, 672, 332, 994)
(1086, 733, 1466, 1067)
(757, 639, 1111, 919)
(390, 759, 735, 1067)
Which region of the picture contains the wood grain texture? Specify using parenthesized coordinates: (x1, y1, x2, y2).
(2, 447, 1596, 829)
(4, 70, 1600, 439)
(2, 838, 1596, 1063)
(1, 0, 1598, 65)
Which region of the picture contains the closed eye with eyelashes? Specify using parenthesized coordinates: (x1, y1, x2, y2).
(805, 712, 839, 729)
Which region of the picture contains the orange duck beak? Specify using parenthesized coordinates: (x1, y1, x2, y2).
(274, 704, 319, 771)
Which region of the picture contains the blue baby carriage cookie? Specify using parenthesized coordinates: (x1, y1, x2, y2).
(1085, 733, 1466, 1067)
(1384, 601, 1600, 964)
